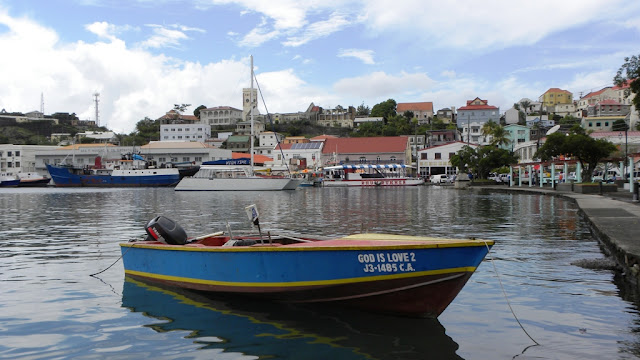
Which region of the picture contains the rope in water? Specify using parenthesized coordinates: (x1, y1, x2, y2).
(483, 240, 540, 346)
(89, 243, 135, 277)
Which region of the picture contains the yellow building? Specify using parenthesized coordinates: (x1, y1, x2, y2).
(539, 88, 573, 111)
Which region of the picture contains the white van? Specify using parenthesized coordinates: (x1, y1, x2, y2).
(430, 174, 449, 184)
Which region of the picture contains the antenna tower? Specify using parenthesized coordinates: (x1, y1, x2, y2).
(93, 92, 100, 127)
(40, 92, 44, 114)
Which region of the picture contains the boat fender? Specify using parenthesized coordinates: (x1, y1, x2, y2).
(145, 216, 188, 245)
(233, 239, 257, 246)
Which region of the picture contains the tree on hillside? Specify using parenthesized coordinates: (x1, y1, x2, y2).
(481, 120, 499, 138)
(194, 105, 207, 119)
(488, 126, 511, 148)
(356, 102, 370, 116)
(520, 100, 532, 115)
(402, 110, 414, 120)
(612, 119, 629, 132)
(370, 99, 397, 120)
(614, 54, 640, 117)
(535, 131, 617, 182)
(559, 115, 581, 125)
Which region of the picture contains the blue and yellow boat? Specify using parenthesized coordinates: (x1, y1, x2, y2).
(121, 216, 493, 318)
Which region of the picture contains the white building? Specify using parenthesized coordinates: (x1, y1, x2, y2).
(199, 106, 243, 126)
(0, 144, 59, 177)
(417, 141, 477, 177)
(504, 107, 521, 125)
(275, 142, 324, 170)
(460, 121, 491, 145)
(254, 131, 285, 156)
(160, 124, 211, 142)
(77, 131, 117, 143)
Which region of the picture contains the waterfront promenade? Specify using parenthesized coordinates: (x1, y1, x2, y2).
(473, 184, 640, 284)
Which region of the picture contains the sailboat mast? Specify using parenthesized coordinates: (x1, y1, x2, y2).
(250, 55, 254, 175)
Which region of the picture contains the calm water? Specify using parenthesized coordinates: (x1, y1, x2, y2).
(0, 186, 638, 359)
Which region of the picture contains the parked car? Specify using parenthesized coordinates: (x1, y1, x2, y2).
(430, 174, 450, 184)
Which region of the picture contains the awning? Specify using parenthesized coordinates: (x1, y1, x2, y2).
(324, 164, 410, 170)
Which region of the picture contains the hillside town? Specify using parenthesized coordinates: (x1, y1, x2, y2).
(1, 80, 639, 183)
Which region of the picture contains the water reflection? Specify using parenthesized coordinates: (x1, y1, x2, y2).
(122, 277, 461, 360)
(1, 187, 640, 359)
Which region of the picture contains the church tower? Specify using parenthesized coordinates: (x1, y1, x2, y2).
(242, 88, 258, 121)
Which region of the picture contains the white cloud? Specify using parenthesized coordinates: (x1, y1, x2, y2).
(239, 17, 281, 47)
(138, 23, 203, 49)
(333, 71, 437, 100)
(440, 70, 456, 79)
(337, 49, 375, 65)
(283, 12, 352, 47)
(85, 22, 138, 41)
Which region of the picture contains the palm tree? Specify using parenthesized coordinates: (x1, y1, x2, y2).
(520, 100, 532, 115)
(489, 126, 511, 148)
(481, 120, 499, 137)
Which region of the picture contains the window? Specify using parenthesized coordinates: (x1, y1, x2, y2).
(377, 156, 381, 162)
(7, 162, 12, 167)
(359, 156, 366, 163)
(596, 122, 601, 127)
(421, 153, 427, 160)
(159, 157, 166, 162)
(15, 151, 20, 156)
(605, 122, 609, 127)
(7, 151, 12, 156)
(171, 128, 175, 131)
(171, 157, 177, 162)
(449, 152, 455, 159)
(434, 153, 441, 160)
(182, 157, 190, 162)
(195, 157, 202, 162)
(178, 128, 183, 131)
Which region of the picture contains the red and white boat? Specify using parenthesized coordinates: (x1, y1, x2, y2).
(322, 164, 424, 187)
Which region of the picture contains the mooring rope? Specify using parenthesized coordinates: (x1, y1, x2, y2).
(483, 240, 540, 347)
(89, 243, 135, 277)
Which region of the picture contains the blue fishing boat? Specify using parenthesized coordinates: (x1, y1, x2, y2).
(46, 154, 180, 187)
(120, 209, 493, 318)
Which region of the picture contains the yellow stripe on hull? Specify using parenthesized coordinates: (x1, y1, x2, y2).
(124, 266, 477, 288)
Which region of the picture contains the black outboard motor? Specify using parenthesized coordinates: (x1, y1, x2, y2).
(145, 216, 188, 245)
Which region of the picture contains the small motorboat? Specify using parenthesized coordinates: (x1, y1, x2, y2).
(120, 205, 493, 318)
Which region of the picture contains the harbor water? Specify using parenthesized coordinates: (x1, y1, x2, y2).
(1, 186, 639, 359)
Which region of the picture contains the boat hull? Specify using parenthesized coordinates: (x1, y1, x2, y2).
(323, 178, 424, 187)
(0, 179, 20, 187)
(18, 178, 51, 187)
(175, 177, 302, 191)
(46, 164, 180, 187)
(121, 234, 491, 317)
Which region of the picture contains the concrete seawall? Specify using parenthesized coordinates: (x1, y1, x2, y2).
(470, 185, 640, 286)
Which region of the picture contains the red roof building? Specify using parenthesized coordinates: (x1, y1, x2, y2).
(457, 97, 500, 128)
(320, 136, 411, 166)
(397, 102, 434, 124)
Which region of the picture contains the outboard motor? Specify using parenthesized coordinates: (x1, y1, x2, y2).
(145, 216, 188, 245)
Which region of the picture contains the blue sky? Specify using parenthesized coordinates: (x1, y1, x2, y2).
(0, 0, 639, 133)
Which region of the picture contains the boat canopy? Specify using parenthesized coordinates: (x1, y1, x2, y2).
(324, 164, 413, 170)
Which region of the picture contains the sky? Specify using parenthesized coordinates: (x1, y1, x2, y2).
(0, 0, 639, 134)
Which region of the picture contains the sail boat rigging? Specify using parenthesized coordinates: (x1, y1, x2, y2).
(174, 55, 302, 191)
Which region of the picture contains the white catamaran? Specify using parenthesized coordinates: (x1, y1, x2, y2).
(175, 56, 302, 191)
